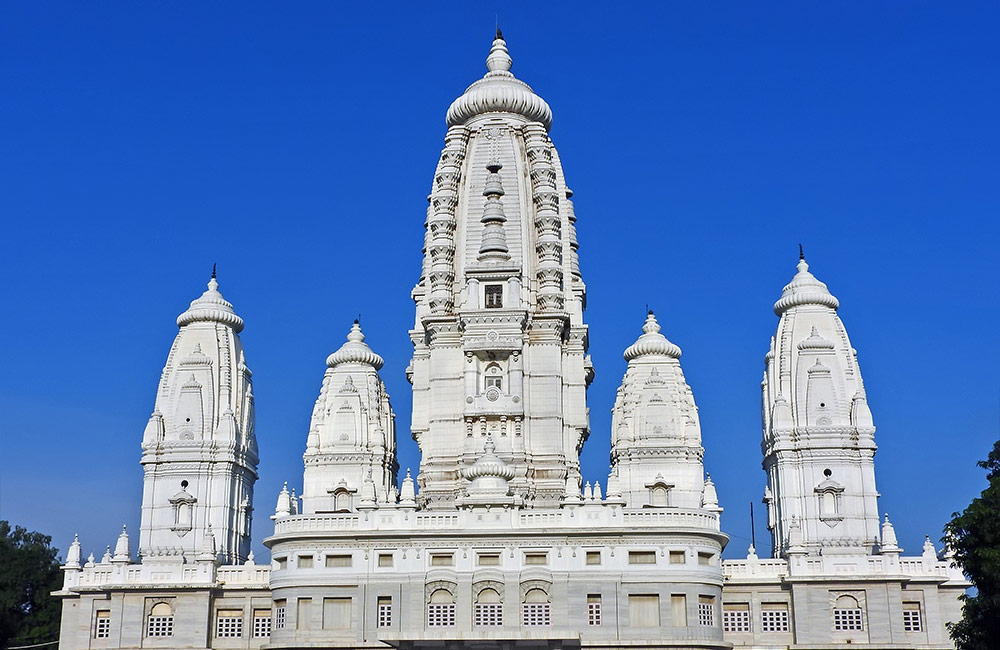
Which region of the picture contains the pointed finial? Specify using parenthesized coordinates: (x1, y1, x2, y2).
(496, 26, 503, 41)
(798, 243, 804, 260)
(211, 263, 217, 279)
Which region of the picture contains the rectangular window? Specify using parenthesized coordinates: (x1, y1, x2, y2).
(833, 607, 864, 631)
(273, 601, 286, 630)
(275, 557, 287, 570)
(698, 552, 713, 565)
(586, 551, 602, 565)
(326, 554, 352, 567)
(629, 551, 657, 565)
(474, 603, 503, 626)
(297, 555, 313, 568)
(671, 595, 687, 627)
(522, 602, 551, 626)
(323, 597, 351, 630)
(430, 553, 454, 566)
(485, 284, 503, 309)
(587, 595, 602, 626)
(698, 596, 715, 627)
(216, 609, 243, 638)
(902, 602, 922, 632)
(377, 597, 392, 628)
(669, 550, 686, 564)
(377, 553, 393, 567)
(297, 598, 312, 630)
(427, 603, 456, 627)
(629, 594, 660, 627)
(760, 602, 789, 632)
(94, 610, 111, 639)
(477, 552, 501, 566)
(252, 609, 272, 638)
(524, 552, 548, 565)
(146, 616, 173, 638)
(722, 603, 751, 633)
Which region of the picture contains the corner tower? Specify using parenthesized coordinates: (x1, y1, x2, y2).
(301, 321, 398, 513)
(761, 253, 880, 556)
(408, 31, 592, 508)
(138, 272, 258, 563)
(608, 312, 718, 513)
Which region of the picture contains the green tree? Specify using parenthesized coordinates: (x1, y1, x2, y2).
(0, 521, 62, 648)
(945, 440, 1000, 650)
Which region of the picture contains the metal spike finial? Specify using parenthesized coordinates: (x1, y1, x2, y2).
(211, 263, 217, 279)
(798, 243, 804, 260)
(496, 26, 503, 41)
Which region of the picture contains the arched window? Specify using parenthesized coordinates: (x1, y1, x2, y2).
(475, 588, 503, 626)
(485, 364, 503, 391)
(651, 485, 669, 507)
(147, 602, 174, 637)
(427, 589, 455, 627)
(522, 589, 550, 626)
(333, 489, 352, 513)
(833, 595, 863, 631)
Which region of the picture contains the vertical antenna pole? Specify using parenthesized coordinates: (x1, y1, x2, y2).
(750, 502, 756, 548)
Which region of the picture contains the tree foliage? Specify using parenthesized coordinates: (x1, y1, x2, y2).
(0, 521, 62, 648)
(945, 440, 1000, 650)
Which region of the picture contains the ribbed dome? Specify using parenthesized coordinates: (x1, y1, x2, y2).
(461, 437, 515, 482)
(326, 321, 384, 370)
(176, 275, 245, 332)
(446, 32, 553, 131)
(624, 312, 682, 361)
(797, 326, 835, 350)
(774, 257, 840, 315)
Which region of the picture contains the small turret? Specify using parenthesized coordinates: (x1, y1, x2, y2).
(399, 469, 417, 509)
(112, 526, 130, 564)
(272, 482, 292, 520)
(880, 513, 901, 555)
(65, 534, 82, 569)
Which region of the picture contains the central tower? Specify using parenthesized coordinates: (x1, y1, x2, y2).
(408, 31, 592, 509)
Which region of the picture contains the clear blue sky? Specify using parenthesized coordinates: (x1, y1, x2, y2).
(1, 1, 997, 562)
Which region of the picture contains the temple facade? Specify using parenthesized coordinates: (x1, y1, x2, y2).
(56, 32, 966, 650)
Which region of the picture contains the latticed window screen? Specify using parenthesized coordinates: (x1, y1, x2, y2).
(698, 596, 715, 627)
(146, 617, 173, 637)
(427, 604, 455, 626)
(833, 607, 864, 630)
(94, 611, 111, 638)
(377, 598, 392, 628)
(902, 603, 922, 632)
(587, 595, 602, 626)
(485, 284, 503, 308)
(216, 610, 243, 638)
(760, 603, 789, 632)
(522, 603, 551, 626)
(273, 605, 286, 630)
(474, 603, 503, 626)
(146, 603, 173, 638)
(723, 603, 750, 632)
(252, 610, 271, 637)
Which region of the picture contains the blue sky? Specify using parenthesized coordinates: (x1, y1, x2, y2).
(1, 1, 997, 561)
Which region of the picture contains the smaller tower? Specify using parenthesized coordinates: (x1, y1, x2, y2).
(301, 322, 398, 514)
(138, 273, 258, 564)
(609, 312, 710, 510)
(761, 254, 880, 556)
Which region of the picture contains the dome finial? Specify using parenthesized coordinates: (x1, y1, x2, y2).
(486, 29, 512, 74)
(798, 243, 804, 260)
(496, 26, 503, 41)
(211, 263, 217, 279)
